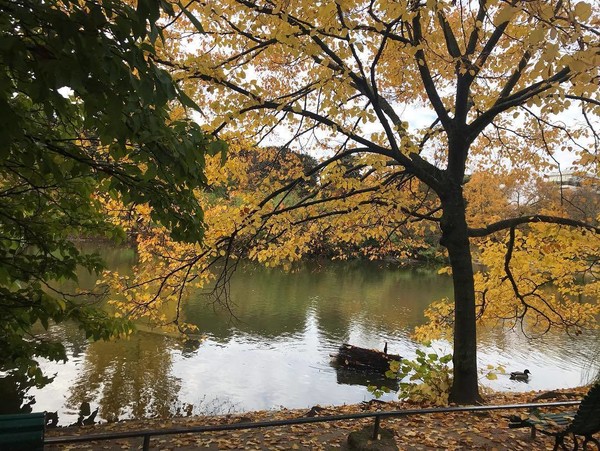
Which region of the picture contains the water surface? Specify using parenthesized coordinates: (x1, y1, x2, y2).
(4, 252, 598, 425)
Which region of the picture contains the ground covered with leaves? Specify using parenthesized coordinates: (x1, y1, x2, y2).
(46, 386, 589, 450)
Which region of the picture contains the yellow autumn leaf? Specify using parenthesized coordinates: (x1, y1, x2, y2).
(574, 1, 592, 20)
(493, 6, 518, 26)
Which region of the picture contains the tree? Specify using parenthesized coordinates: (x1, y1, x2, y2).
(0, 0, 223, 384)
(95, 0, 600, 405)
(154, 0, 599, 403)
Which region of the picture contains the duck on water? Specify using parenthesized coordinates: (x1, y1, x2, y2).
(510, 369, 531, 381)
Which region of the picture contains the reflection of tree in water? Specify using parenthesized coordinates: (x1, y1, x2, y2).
(67, 331, 181, 421)
(184, 261, 451, 341)
(0, 321, 90, 416)
(0, 372, 38, 414)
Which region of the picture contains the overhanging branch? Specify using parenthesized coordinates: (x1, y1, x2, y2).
(469, 215, 600, 237)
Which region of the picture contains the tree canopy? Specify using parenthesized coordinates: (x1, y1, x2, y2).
(127, 0, 597, 403)
(0, 0, 222, 385)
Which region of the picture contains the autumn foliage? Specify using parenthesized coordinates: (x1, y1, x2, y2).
(93, 0, 600, 403)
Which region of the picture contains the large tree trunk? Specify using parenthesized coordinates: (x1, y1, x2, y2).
(440, 191, 482, 404)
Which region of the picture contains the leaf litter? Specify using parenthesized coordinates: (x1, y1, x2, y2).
(45, 386, 590, 450)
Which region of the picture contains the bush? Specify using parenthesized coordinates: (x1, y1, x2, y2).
(388, 348, 453, 406)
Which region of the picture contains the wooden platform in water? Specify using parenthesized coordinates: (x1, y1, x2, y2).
(333, 343, 401, 372)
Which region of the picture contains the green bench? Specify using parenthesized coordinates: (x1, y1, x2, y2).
(0, 412, 45, 451)
(509, 382, 600, 450)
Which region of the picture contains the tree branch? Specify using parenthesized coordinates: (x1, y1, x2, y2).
(469, 215, 600, 237)
(469, 66, 572, 140)
(411, 12, 452, 130)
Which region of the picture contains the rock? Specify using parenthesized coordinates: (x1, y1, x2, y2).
(347, 426, 399, 451)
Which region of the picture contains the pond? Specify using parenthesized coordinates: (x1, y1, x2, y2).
(2, 247, 598, 425)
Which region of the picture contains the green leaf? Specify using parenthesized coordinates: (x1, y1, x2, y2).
(439, 354, 453, 364)
(208, 139, 228, 165)
(178, 89, 201, 111)
(0, 266, 9, 285)
(178, 2, 204, 32)
(388, 360, 401, 372)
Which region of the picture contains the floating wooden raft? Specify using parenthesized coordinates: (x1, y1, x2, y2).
(334, 343, 401, 372)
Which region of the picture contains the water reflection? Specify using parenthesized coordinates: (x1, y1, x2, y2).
(184, 261, 450, 341)
(4, 251, 598, 424)
(334, 367, 400, 392)
(65, 332, 180, 422)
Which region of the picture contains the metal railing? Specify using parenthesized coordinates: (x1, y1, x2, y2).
(44, 400, 581, 450)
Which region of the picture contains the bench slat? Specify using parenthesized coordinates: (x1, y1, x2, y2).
(0, 412, 45, 451)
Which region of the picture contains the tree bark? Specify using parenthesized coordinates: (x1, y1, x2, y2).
(440, 189, 482, 404)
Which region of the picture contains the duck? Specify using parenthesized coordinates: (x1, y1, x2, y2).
(510, 369, 531, 381)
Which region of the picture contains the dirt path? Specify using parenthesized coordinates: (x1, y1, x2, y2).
(45, 387, 587, 450)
